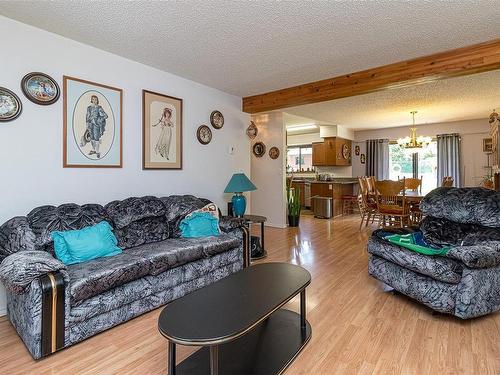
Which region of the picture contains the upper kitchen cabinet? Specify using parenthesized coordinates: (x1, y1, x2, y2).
(312, 137, 352, 166)
(312, 142, 326, 166)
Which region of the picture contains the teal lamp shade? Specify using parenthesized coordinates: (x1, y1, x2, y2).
(224, 173, 257, 217)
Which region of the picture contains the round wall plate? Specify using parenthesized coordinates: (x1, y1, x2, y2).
(0, 87, 22, 122)
(21, 72, 60, 105)
(210, 110, 224, 129)
(269, 146, 280, 159)
(253, 141, 266, 157)
(197, 125, 212, 145)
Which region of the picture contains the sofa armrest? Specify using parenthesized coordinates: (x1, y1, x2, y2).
(447, 241, 500, 269)
(219, 216, 246, 233)
(0, 251, 66, 294)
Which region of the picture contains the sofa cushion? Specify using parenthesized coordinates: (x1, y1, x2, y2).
(421, 216, 500, 247)
(367, 235, 463, 284)
(160, 195, 208, 237)
(420, 187, 500, 228)
(114, 216, 169, 249)
(27, 204, 110, 253)
(126, 234, 239, 276)
(67, 252, 150, 305)
(105, 196, 166, 229)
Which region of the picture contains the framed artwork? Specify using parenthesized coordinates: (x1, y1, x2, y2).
(63, 76, 122, 168)
(21, 72, 60, 105)
(197, 125, 212, 145)
(143, 90, 182, 169)
(210, 110, 224, 129)
(0, 87, 22, 122)
(269, 146, 280, 159)
(253, 141, 266, 157)
(483, 138, 493, 153)
(355, 145, 360, 156)
(360, 154, 366, 164)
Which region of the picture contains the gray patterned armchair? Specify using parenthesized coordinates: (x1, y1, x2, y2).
(0, 195, 249, 359)
(368, 187, 500, 319)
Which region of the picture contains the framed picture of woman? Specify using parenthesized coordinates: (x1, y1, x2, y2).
(142, 90, 183, 169)
(63, 76, 122, 168)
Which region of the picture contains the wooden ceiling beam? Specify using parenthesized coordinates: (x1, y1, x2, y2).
(242, 39, 500, 113)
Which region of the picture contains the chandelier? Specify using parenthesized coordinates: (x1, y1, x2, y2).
(397, 111, 432, 154)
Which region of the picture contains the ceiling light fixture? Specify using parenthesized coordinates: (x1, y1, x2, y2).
(397, 111, 432, 154)
(286, 124, 317, 132)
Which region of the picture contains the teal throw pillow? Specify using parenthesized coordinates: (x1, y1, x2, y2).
(180, 212, 220, 238)
(52, 221, 122, 265)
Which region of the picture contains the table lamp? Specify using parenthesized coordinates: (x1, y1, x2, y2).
(224, 173, 257, 217)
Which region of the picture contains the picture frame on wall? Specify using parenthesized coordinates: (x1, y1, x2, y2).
(483, 138, 493, 153)
(21, 72, 60, 105)
(0, 87, 22, 122)
(142, 90, 183, 169)
(63, 76, 122, 168)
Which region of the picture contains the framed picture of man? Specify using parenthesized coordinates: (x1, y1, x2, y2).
(63, 76, 122, 168)
(142, 90, 183, 169)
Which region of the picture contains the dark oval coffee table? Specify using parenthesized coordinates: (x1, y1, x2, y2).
(158, 263, 311, 375)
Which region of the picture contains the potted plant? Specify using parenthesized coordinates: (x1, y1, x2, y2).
(286, 183, 301, 227)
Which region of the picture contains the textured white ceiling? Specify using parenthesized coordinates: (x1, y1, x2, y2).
(284, 70, 500, 130)
(1, 1, 499, 97)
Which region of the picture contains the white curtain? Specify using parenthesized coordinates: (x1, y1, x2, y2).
(366, 139, 389, 180)
(437, 133, 461, 187)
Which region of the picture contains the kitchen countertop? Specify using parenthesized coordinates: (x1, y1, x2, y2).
(290, 178, 358, 185)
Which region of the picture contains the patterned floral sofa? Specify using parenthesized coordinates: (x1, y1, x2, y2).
(0, 195, 248, 359)
(368, 187, 500, 319)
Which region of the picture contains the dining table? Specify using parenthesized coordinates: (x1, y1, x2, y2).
(401, 191, 425, 202)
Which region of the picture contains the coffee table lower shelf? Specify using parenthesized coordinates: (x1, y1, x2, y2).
(172, 309, 312, 375)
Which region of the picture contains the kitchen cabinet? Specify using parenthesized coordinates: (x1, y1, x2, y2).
(312, 142, 326, 166)
(311, 137, 352, 166)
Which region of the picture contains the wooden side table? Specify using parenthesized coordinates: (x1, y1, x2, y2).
(242, 215, 267, 260)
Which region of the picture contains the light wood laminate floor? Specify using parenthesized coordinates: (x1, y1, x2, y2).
(0, 215, 498, 374)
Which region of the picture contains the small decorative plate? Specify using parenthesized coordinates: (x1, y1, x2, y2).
(342, 144, 350, 159)
(355, 145, 360, 156)
(0, 87, 22, 122)
(246, 121, 258, 139)
(210, 110, 224, 129)
(197, 125, 212, 145)
(269, 146, 280, 159)
(253, 141, 266, 157)
(21, 72, 60, 105)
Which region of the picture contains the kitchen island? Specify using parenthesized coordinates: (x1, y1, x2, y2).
(288, 177, 358, 217)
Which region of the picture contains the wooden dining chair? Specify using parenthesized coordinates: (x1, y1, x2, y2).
(375, 179, 409, 228)
(441, 177, 454, 187)
(399, 176, 423, 193)
(357, 177, 379, 229)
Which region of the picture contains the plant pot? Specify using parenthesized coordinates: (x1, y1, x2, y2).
(288, 215, 300, 227)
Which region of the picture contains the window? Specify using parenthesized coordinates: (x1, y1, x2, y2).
(389, 141, 437, 193)
(287, 146, 313, 172)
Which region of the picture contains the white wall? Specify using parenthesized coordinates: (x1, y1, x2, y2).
(352, 118, 490, 187)
(0, 16, 250, 315)
(250, 113, 287, 228)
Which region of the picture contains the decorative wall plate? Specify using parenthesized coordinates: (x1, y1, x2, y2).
(246, 121, 258, 139)
(342, 143, 350, 159)
(360, 154, 366, 164)
(197, 125, 212, 144)
(253, 141, 266, 157)
(269, 146, 280, 159)
(210, 110, 224, 129)
(21, 72, 60, 105)
(355, 145, 360, 156)
(0, 87, 22, 122)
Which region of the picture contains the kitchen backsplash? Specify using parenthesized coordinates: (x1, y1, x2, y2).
(315, 166, 353, 177)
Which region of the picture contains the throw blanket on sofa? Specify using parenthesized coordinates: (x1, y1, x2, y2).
(376, 230, 450, 256)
